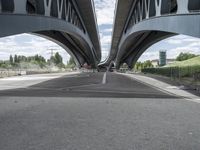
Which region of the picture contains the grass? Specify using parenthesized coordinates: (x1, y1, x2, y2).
(165, 56, 200, 67)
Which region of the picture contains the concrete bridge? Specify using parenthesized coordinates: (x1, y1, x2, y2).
(0, 0, 101, 68)
(101, 0, 200, 69)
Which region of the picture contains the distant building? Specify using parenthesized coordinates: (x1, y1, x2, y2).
(150, 51, 175, 67)
(151, 58, 175, 67)
(159, 51, 166, 66)
(166, 59, 176, 65)
(151, 59, 159, 67)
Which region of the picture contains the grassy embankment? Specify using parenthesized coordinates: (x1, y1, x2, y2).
(141, 56, 200, 88)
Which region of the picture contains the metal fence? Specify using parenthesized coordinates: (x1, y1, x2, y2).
(142, 66, 200, 91)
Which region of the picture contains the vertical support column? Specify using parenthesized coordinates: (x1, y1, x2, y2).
(44, 0, 52, 16)
(66, 2, 71, 22)
(0, 0, 2, 13)
(13, 0, 27, 14)
(134, 9, 138, 24)
(69, 4, 72, 23)
(74, 16, 77, 26)
(130, 17, 134, 28)
(137, 5, 140, 23)
(71, 9, 75, 24)
(73, 11, 76, 25)
(65, 0, 69, 21)
(57, 0, 64, 19)
(144, 0, 150, 19)
(73, 13, 77, 25)
(177, 0, 189, 14)
(138, 1, 143, 21)
(77, 21, 80, 29)
(155, 0, 162, 16)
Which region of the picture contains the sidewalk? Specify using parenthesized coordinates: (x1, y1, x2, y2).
(0, 72, 80, 90)
(120, 73, 200, 100)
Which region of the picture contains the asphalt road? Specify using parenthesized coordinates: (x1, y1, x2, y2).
(0, 72, 176, 98)
(0, 72, 200, 149)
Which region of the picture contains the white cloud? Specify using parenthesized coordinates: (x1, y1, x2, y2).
(94, 0, 116, 26)
(165, 35, 200, 45)
(167, 46, 200, 59)
(102, 28, 113, 33)
(94, 0, 116, 61)
(166, 39, 183, 44)
(100, 35, 111, 45)
(0, 34, 70, 64)
(98, 33, 112, 60)
(139, 35, 200, 62)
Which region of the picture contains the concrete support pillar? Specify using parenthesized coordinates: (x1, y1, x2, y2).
(13, 0, 27, 14)
(177, 0, 189, 14)
(68, 3, 72, 23)
(71, 11, 74, 24)
(144, 0, 150, 19)
(44, 0, 52, 16)
(64, 0, 68, 21)
(0, 0, 2, 12)
(134, 10, 138, 24)
(138, 1, 143, 21)
(57, 0, 64, 19)
(65, 1, 71, 22)
(155, 0, 162, 16)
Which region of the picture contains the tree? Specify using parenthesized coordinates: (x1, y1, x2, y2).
(33, 55, 46, 63)
(54, 52, 63, 65)
(9, 55, 14, 64)
(143, 60, 153, 68)
(134, 62, 143, 71)
(68, 57, 75, 65)
(66, 57, 76, 68)
(49, 52, 64, 68)
(176, 52, 197, 61)
(134, 60, 153, 71)
(14, 54, 18, 63)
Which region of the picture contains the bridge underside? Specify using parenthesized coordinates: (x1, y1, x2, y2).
(0, 0, 101, 69)
(115, 14, 200, 69)
(103, 0, 200, 70)
(117, 31, 174, 69)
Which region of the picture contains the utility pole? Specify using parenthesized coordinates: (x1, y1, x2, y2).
(49, 48, 55, 58)
(47, 47, 57, 63)
(47, 47, 58, 69)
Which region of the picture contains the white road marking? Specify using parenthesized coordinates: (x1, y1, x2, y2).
(102, 72, 107, 84)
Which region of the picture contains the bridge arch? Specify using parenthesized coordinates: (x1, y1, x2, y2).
(109, 0, 200, 69)
(0, 0, 101, 68)
(116, 14, 200, 69)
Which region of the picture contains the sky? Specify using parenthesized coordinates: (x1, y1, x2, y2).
(138, 35, 200, 62)
(0, 34, 70, 64)
(0, 0, 199, 64)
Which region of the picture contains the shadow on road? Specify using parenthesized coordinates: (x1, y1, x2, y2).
(0, 73, 178, 98)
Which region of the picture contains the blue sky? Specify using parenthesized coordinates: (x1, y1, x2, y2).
(0, 0, 199, 64)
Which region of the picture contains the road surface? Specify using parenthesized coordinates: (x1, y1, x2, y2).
(0, 72, 200, 150)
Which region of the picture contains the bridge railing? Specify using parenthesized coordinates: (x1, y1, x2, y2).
(124, 0, 200, 33)
(0, 0, 86, 33)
